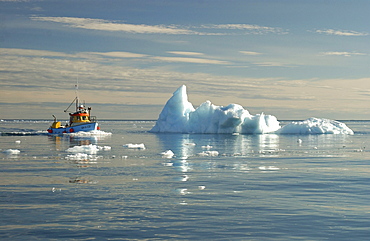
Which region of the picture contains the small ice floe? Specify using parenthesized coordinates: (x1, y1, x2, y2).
(201, 145, 213, 149)
(160, 150, 175, 158)
(163, 162, 174, 166)
(98, 146, 111, 151)
(66, 144, 100, 154)
(123, 143, 146, 150)
(258, 166, 280, 171)
(354, 146, 366, 152)
(3, 149, 20, 155)
(297, 139, 303, 145)
(15, 140, 21, 144)
(184, 142, 196, 146)
(65, 153, 100, 161)
(179, 188, 190, 195)
(51, 187, 62, 192)
(181, 175, 189, 181)
(197, 150, 219, 157)
(198, 185, 206, 190)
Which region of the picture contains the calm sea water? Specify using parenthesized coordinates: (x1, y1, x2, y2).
(1, 120, 370, 240)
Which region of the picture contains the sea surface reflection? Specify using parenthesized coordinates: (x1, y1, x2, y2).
(1, 120, 369, 240)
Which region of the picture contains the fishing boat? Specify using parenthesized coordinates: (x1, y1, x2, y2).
(47, 86, 100, 134)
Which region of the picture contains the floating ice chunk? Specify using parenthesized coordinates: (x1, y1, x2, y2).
(151, 85, 281, 134)
(201, 145, 213, 149)
(184, 142, 196, 146)
(65, 153, 99, 161)
(51, 187, 62, 192)
(3, 149, 20, 155)
(15, 140, 21, 144)
(179, 188, 190, 195)
(181, 175, 189, 181)
(66, 144, 100, 154)
(279, 117, 354, 135)
(197, 150, 219, 157)
(123, 143, 146, 149)
(98, 146, 112, 151)
(259, 166, 280, 171)
(160, 150, 175, 158)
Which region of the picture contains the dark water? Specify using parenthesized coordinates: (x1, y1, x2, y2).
(1, 120, 370, 240)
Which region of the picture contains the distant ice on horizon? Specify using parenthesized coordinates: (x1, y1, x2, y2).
(150, 85, 354, 135)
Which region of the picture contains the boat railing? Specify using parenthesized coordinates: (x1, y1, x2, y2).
(90, 116, 97, 122)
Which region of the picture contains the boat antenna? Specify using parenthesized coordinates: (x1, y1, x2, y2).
(75, 79, 79, 111)
(75, 73, 79, 111)
(63, 82, 79, 113)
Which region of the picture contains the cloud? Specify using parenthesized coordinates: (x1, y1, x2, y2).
(201, 24, 288, 34)
(315, 29, 368, 36)
(31, 16, 287, 36)
(87, 50, 225, 64)
(2, 47, 370, 119)
(253, 62, 287, 67)
(240, 51, 262, 55)
(90, 51, 148, 58)
(1, 48, 73, 58)
(152, 56, 228, 65)
(320, 51, 366, 57)
(31, 16, 198, 35)
(167, 51, 204, 56)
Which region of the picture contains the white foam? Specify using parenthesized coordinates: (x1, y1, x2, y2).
(123, 143, 146, 149)
(66, 130, 112, 137)
(151, 85, 354, 135)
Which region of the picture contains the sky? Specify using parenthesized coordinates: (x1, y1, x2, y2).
(1, 0, 370, 120)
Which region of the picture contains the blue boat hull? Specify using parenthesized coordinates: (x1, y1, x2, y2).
(48, 122, 98, 135)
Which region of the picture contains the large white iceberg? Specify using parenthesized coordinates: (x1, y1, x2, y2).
(150, 85, 354, 135)
(151, 85, 280, 134)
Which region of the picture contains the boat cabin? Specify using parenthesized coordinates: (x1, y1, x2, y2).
(69, 105, 92, 126)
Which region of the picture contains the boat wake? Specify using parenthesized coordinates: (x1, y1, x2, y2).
(65, 130, 112, 137)
(0, 129, 48, 136)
